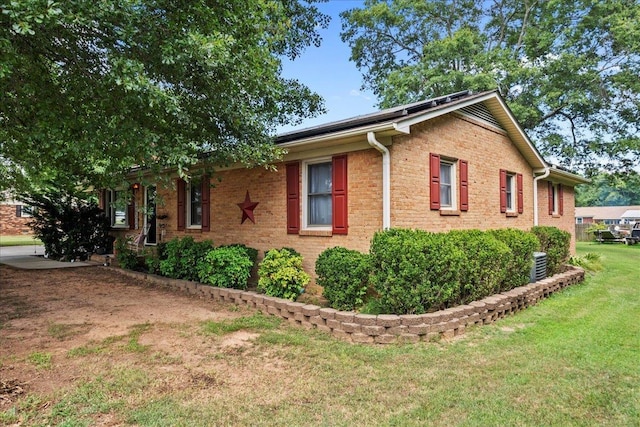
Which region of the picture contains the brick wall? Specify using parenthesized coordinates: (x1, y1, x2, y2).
(390, 114, 535, 232)
(0, 204, 32, 235)
(537, 181, 578, 253)
(111, 111, 580, 285)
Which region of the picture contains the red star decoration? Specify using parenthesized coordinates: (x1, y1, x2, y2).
(237, 191, 259, 224)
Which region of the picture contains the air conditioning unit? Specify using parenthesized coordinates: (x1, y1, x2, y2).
(530, 252, 547, 283)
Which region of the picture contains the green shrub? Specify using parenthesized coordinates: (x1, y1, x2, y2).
(143, 242, 166, 275)
(258, 249, 310, 300)
(316, 247, 371, 311)
(159, 237, 214, 280)
(265, 247, 301, 258)
(219, 244, 258, 264)
(197, 246, 254, 289)
(448, 230, 511, 303)
(531, 226, 571, 275)
(489, 228, 540, 290)
(370, 229, 465, 314)
(115, 237, 140, 270)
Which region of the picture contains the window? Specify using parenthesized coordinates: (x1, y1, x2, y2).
(505, 173, 515, 211)
(15, 205, 35, 218)
(106, 189, 130, 228)
(430, 153, 468, 212)
(176, 177, 210, 232)
(187, 179, 202, 228)
(286, 155, 348, 235)
(500, 170, 523, 214)
(305, 160, 332, 227)
(576, 217, 583, 224)
(548, 182, 564, 216)
(439, 161, 455, 208)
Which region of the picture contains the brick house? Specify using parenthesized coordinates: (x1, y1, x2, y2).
(0, 196, 33, 236)
(102, 90, 587, 280)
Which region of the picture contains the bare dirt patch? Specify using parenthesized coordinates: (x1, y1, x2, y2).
(0, 265, 256, 414)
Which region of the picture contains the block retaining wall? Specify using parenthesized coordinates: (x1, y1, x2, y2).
(109, 266, 585, 344)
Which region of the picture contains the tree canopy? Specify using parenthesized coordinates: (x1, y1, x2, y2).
(1, 0, 328, 195)
(576, 171, 640, 206)
(341, 0, 640, 173)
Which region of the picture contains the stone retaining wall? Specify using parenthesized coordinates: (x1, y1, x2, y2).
(110, 266, 585, 344)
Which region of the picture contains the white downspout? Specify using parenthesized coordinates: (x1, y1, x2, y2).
(367, 131, 391, 229)
(533, 166, 551, 226)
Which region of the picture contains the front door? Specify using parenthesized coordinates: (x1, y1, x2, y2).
(145, 185, 157, 245)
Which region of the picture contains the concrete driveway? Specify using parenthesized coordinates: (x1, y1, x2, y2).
(0, 245, 96, 269)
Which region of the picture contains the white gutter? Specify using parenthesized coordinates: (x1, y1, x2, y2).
(367, 132, 391, 229)
(533, 166, 551, 226)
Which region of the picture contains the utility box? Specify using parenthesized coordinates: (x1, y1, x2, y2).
(530, 252, 547, 283)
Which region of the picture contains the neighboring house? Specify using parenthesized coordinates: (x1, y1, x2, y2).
(0, 195, 34, 236)
(102, 90, 588, 279)
(575, 206, 640, 225)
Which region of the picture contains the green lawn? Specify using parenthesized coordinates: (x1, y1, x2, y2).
(0, 234, 42, 247)
(2, 242, 638, 426)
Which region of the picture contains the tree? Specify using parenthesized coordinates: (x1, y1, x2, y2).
(576, 171, 640, 206)
(21, 189, 111, 261)
(1, 0, 329, 194)
(341, 0, 640, 173)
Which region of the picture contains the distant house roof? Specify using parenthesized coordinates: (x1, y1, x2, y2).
(621, 209, 640, 219)
(575, 206, 640, 220)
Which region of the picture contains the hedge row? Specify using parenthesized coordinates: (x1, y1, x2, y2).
(316, 227, 570, 315)
(116, 237, 307, 300)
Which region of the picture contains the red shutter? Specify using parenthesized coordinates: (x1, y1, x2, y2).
(332, 154, 348, 235)
(177, 178, 186, 231)
(286, 163, 300, 234)
(517, 173, 524, 214)
(99, 189, 107, 211)
(459, 159, 468, 212)
(201, 176, 210, 232)
(548, 181, 554, 215)
(128, 187, 135, 230)
(558, 183, 564, 216)
(430, 153, 441, 210)
(499, 169, 507, 213)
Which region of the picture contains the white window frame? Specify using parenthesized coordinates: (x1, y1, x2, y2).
(551, 183, 559, 215)
(439, 159, 457, 210)
(18, 205, 34, 218)
(506, 173, 516, 212)
(576, 217, 583, 224)
(106, 189, 129, 229)
(186, 180, 202, 229)
(302, 157, 333, 231)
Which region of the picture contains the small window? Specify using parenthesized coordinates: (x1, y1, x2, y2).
(506, 173, 516, 212)
(187, 179, 202, 228)
(439, 162, 454, 208)
(16, 205, 35, 218)
(304, 159, 332, 228)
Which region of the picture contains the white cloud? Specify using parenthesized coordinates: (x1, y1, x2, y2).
(349, 89, 371, 101)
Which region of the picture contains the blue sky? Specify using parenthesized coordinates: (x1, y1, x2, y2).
(278, 0, 376, 133)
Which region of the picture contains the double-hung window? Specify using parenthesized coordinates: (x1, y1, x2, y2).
(548, 182, 563, 216)
(305, 159, 333, 228)
(505, 173, 515, 212)
(286, 155, 348, 235)
(439, 161, 455, 209)
(500, 170, 523, 215)
(176, 176, 210, 232)
(430, 153, 468, 212)
(187, 179, 202, 228)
